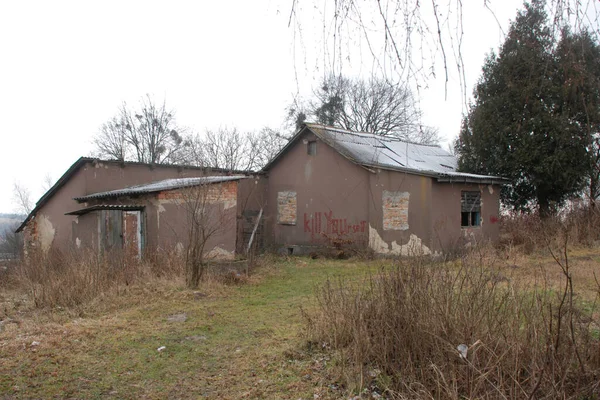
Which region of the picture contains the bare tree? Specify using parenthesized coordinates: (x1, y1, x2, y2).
(93, 95, 188, 164)
(292, 74, 439, 144)
(93, 116, 130, 161)
(41, 173, 54, 193)
(12, 182, 32, 215)
(289, 1, 599, 96)
(0, 222, 23, 259)
(188, 127, 289, 171)
(180, 182, 236, 288)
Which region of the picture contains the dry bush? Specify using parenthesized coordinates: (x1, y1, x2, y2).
(500, 204, 600, 253)
(0, 260, 20, 288)
(11, 248, 259, 309)
(15, 249, 184, 309)
(304, 252, 600, 398)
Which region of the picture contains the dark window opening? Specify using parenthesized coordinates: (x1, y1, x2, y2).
(461, 191, 481, 227)
(307, 140, 317, 156)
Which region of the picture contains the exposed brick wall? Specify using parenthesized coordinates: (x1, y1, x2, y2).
(277, 191, 297, 225)
(157, 181, 238, 209)
(383, 190, 410, 231)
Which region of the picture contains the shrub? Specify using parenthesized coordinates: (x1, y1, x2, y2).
(16, 249, 183, 308)
(304, 252, 600, 398)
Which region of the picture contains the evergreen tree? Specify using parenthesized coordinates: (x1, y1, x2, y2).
(456, 0, 599, 215)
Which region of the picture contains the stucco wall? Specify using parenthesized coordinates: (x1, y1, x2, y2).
(23, 159, 228, 254)
(266, 131, 370, 252)
(23, 165, 88, 255)
(72, 181, 239, 259)
(431, 181, 501, 252)
(366, 170, 436, 255)
(265, 133, 502, 255)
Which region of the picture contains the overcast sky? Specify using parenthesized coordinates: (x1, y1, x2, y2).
(0, 0, 526, 214)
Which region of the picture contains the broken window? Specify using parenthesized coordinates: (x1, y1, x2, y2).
(461, 191, 481, 227)
(307, 140, 317, 156)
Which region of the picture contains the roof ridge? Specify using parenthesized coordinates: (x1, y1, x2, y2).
(304, 123, 441, 148)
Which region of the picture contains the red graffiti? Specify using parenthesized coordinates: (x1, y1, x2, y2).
(304, 212, 367, 241)
(490, 216, 499, 224)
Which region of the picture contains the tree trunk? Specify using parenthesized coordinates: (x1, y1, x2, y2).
(538, 197, 552, 219)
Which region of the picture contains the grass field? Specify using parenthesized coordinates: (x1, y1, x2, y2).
(0, 257, 380, 399)
(0, 247, 598, 399)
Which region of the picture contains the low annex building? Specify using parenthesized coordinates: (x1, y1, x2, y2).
(262, 123, 506, 255)
(18, 124, 505, 259)
(16, 158, 265, 258)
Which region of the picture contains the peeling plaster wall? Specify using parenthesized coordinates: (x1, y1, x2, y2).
(23, 159, 230, 255)
(83, 181, 240, 258)
(369, 224, 434, 256)
(367, 170, 434, 253)
(265, 130, 370, 249)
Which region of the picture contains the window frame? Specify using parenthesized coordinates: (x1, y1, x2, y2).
(461, 191, 481, 228)
(307, 140, 317, 156)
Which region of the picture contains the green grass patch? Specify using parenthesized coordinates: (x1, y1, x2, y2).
(0, 257, 379, 399)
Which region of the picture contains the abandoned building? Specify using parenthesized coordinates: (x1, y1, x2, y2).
(263, 123, 506, 255)
(17, 124, 505, 258)
(16, 158, 265, 258)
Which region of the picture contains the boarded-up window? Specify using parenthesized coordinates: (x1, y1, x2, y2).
(307, 141, 317, 156)
(461, 191, 481, 227)
(277, 191, 297, 225)
(383, 191, 409, 230)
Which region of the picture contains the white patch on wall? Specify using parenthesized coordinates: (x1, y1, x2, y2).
(488, 185, 494, 194)
(206, 246, 234, 260)
(277, 191, 297, 225)
(382, 191, 409, 231)
(175, 242, 184, 256)
(38, 215, 56, 252)
(75, 237, 81, 248)
(369, 224, 433, 256)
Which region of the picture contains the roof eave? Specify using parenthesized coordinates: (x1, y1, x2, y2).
(74, 176, 248, 202)
(16, 156, 94, 233)
(65, 205, 145, 216)
(436, 175, 509, 185)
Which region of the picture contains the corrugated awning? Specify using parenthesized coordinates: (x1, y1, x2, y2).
(74, 175, 247, 202)
(65, 205, 145, 216)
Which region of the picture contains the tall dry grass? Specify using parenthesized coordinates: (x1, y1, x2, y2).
(4, 248, 257, 310)
(304, 245, 600, 398)
(12, 249, 185, 308)
(500, 203, 600, 252)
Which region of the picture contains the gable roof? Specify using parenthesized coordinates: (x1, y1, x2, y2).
(75, 175, 247, 202)
(16, 157, 249, 233)
(263, 123, 506, 184)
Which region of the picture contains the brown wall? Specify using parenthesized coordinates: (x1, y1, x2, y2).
(430, 181, 501, 252)
(265, 131, 370, 252)
(265, 132, 502, 255)
(25, 159, 230, 254)
(73, 181, 239, 259)
(23, 165, 88, 254)
(236, 176, 268, 254)
(366, 170, 435, 255)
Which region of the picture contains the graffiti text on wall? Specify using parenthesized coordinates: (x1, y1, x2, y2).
(303, 211, 367, 240)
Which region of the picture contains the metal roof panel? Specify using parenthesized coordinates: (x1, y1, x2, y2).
(75, 175, 247, 201)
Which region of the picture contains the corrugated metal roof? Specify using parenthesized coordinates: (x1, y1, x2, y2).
(75, 175, 247, 201)
(308, 125, 455, 175)
(65, 205, 145, 216)
(266, 124, 505, 183)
